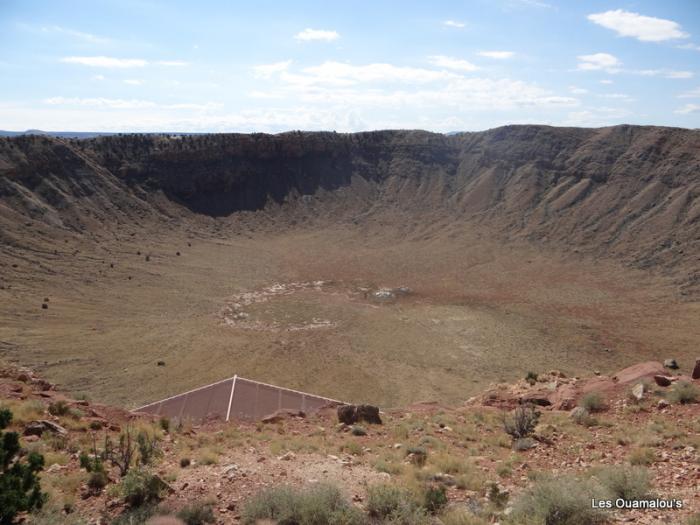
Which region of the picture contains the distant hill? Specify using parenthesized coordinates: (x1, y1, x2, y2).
(0, 129, 116, 139)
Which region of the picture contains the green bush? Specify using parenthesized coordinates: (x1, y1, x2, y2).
(507, 476, 606, 525)
(119, 468, 169, 507)
(241, 483, 364, 525)
(136, 430, 161, 466)
(406, 446, 428, 466)
(87, 470, 108, 493)
(0, 408, 46, 525)
(525, 371, 538, 386)
(628, 447, 655, 466)
(176, 501, 215, 525)
(579, 392, 606, 413)
(422, 484, 448, 514)
(48, 400, 70, 416)
(593, 465, 651, 500)
(350, 425, 367, 436)
(503, 404, 540, 440)
(667, 381, 699, 404)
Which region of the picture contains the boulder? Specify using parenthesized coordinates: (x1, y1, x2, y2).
(692, 358, 700, 380)
(631, 383, 644, 401)
(336, 404, 382, 425)
(612, 361, 665, 384)
(23, 420, 68, 437)
(653, 375, 673, 387)
(356, 404, 382, 424)
(663, 359, 679, 370)
(261, 409, 306, 424)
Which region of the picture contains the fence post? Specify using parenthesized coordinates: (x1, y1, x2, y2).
(226, 375, 237, 422)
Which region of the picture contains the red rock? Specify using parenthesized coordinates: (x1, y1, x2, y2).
(692, 358, 700, 380)
(612, 361, 665, 384)
(653, 375, 672, 387)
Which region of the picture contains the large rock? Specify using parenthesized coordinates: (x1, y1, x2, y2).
(336, 404, 382, 425)
(612, 361, 665, 384)
(663, 359, 679, 370)
(23, 420, 68, 437)
(692, 358, 700, 380)
(653, 375, 673, 387)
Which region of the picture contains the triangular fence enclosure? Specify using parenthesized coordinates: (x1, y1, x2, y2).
(134, 375, 343, 423)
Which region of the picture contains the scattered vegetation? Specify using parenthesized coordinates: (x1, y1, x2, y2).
(119, 468, 168, 507)
(406, 446, 428, 466)
(628, 447, 655, 466)
(503, 404, 540, 440)
(593, 465, 651, 500)
(241, 483, 364, 525)
(507, 476, 606, 525)
(176, 501, 216, 525)
(0, 408, 46, 525)
(579, 392, 606, 413)
(667, 381, 699, 405)
(525, 371, 538, 386)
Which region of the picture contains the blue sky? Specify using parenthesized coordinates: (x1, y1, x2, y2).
(1, 0, 699, 132)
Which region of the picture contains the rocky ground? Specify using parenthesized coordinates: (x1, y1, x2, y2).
(1, 358, 698, 525)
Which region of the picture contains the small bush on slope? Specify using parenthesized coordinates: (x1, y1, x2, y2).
(506, 475, 607, 525)
(667, 381, 699, 404)
(592, 465, 651, 501)
(241, 483, 364, 525)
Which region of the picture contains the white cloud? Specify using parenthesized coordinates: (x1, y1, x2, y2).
(92, 74, 105, 81)
(678, 87, 700, 98)
(292, 61, 461, 85)
(157, 60, 189, 67)
(569, 86, 588, 94)
(677, 43, 700, 51)
(61, 56, 148, 68)
(253, 60, 293, 78)
(428, 55, 479, 72)
(477, 51, 515, 59)
(41, 25, 109, 44)
(636, 69, 693, 79)
(600, 79, 613, 84)
(248, 60, 578, 112)
(43, 97, 156, 109)
(42, 97, 220, 111)
(443, 20, 465, 28)
(598, 93, 633, 102)
(577, 53, 621, 72)
(563, 106, 632, 127)
(674, 103, 700, 114)
(587, 10, 688, 42)
(124, 79, 143, 85)
(294, 28, 339, 42)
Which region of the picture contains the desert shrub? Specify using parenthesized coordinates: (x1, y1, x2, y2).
(487, 483, 509, 510)
(87, 470, 108, 493)
(513, 437, 536, 451)
(158, 417, 170, 433)
(439, 507, 489, 525)
(507, 476, 606, 525)
(593, 465, 651, 500)
(503, 404, 540, 440)
(686, 513, 700, 525)
(667, 381, 700, 404)
(241, 483, 363, 525)
(119, 468, 168, 507)
(176, 501, 215, 525)
(136, 430, 161, 466)
(525, 371, 538, 386)
(180, 457, 191, 468)
(0, 408, 46, 525)
(350, 425, 367, 436)
(104, 428, 137, 476)
(571, 407, 599, 427)
(628, 447, 655, 466)
(110, 504, 158, 525)
(406, 446, 428, 466)
(579, 392, 606, 413)
(48, 400, 70, 416)
(367, 484, 415, 518)
(422, 484, 448, 514)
